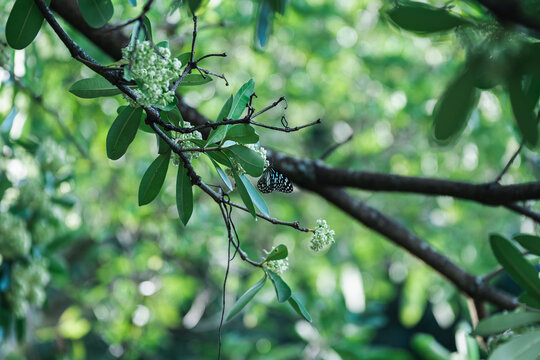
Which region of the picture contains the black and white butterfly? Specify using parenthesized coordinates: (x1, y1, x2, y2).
(257, 167, 293, 194)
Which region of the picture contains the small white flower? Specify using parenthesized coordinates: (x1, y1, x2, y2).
(310, 219, 335, 252)
(171, 131, 203, 164)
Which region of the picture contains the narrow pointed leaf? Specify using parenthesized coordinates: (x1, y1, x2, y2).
(179, 74, 212, 86)
(78, 0, 114, 28)
(166, 107, 184, 127)
(238, 174, 269, 216)
(206, 95, 234, 146)
(205, 150, 232, 168)
(69, 77, 122, 98)
(106, 106, 143, 160)
(233, 172, 256, 218)
(210, 158, 233, 192)
(255, 0, 273, 48)
(265, 244, 287, 261)
(518, 293, 540, 308)
(6, 0, 50, 50)
(288, 294, 312, 322)
(433, 71, 478, 143)
(225, 145, 264, 177)
(138, 152, 171, 206)
(514, 234, 540, 256)
(176, 52, 191, 67)
(489, 329, 540, 360)
(472, 311, 540, 336)
(226, 275, 267, 321)
(508, 77, 538, 147)
(176, 165, 193, 225)
(489, 234, 540, 300)
(266, 269, 291, 302)
(229, 79, 255, 120)
(224, 124, 259, 144)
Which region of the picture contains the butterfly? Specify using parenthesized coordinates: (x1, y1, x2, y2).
(257, 167, 294, 193)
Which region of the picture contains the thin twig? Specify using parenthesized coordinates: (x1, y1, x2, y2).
(320, 132, 354, 160)
(251, 96, 287, 119)
(482, 251, 531, 282)
(102, 0, 155, 32)
(505, 203, 540, 224)
(493, 141, 524, 183)
(196, 52, 227, 63)
(198, 67, 229, 86)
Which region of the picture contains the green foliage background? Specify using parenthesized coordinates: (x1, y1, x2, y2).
(0, 0, 538, 359)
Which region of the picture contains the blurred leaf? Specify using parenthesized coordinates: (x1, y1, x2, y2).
(233, 171, 256, 218)
(229, 78, 255, 120)
(0, 173, 11, 201)
(265, 244, 288, 261)
(489, 329, 540, 360)
(269, 0, 287, 15)
(256, 0, 273, 48)
(210, 158, 233, 192)
(433, 71, 478, 143)
(387, 2, 468, 34)
(225, 145, 264, 177)
(1, 109, 17, 135)
(157, 131, 172, 154)
(206, 95, 234, 145)
(177, 52, 191, 67)
(188, 0, 202, 14)
(472, 311, 540, 336)
(128, 0, 136, 6)
(69, 77, 122, 98)
(239, 174, 269, 216)
(224, 124, 259, 144)
(166, 107, 184, 127)
(288, 294, 312, 322)
(138, 152, 171, 206)
(15, 316, 25, 342)
(78, 0, 114, 28)
(5, 0, 50, 50)
(58, 306, 91, 340)
(176, 165, 193, 225)
(226, 275, 267, 321)
(514, 234, 540, 256)
(142, 16, 153, 41)
(411, 333, 451, 360)
(518, 293, 540, 308)
(489, 234, 540, 300)
(508, 76, 538, 147)
(106, 106, 142, 160)
(266, 269, 291, 302)
(179, 74, 212, 86)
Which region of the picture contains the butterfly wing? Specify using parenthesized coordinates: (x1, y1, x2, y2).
(257, 168, 293, 193)
(272, 169, 293, 193)
(257, 168, 275, 193)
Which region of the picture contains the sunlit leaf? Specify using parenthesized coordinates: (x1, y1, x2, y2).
(138, 152, 171, 206)
(226, 275, 267, 321)
(265, 244, 287, 261)
(5, 0, 50, 50)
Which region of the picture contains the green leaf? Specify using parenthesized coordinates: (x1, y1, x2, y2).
(433, 71, 479, 144)
(210, 158, 233, 192)
(472, 312, 540, 336)
(233, 172, 256, 218)
(128, 0, 136, 6)
(1, 108, 17, 135)
(5, 0, 50, 50)
(156, 131, 172, 155)
(514, 234, 540, 256)
(239, 174, 269, 216)
(138, 152, 171, 206)
(0, 173, 11, 201)
(265, 244, 288, 261)
(508, 77, 538, 147)
(188, 0, 202, 14)
(489, 329, 540, 360)
(229, 79, 255, 120)
(255, 0, 273, 48)
(225, 145, 264, 177)
(179, 74, 212, 86)
(78, 0, 114, 28)
(269, 0, 287, 15)
(177, 52, 191, 67)
(206, 150, 233, 168)
(106, 106, 143, 160)
(156, 97, 178, 111)
(518, 293, 540, 308)
(206, 95, 234, 146)
(387, 2, 468, 34)
(176, 165, 193, 226)
(266, 269, 291, 302)
(141, 16, 152, 41)
(138, 113, 153, 133)
(224, 124, 259, 144)
(226, 275, 267, 321)
(288, 294, 312, 322)
(166, 107, 184, 127)
(69, 77, 122, 98)
(410, 334, 451, 360)
(489, 234, 540, 300)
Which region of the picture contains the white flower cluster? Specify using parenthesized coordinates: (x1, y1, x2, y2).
(7, 259, 50, 316)
(264, 247, 289, 275)
(0, 212, 31, 258)
(122, 41, 182, 108)
(310, 219, 335, 252)
(172, 131, 203, 164)
(225, 143, 269, 177)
